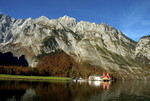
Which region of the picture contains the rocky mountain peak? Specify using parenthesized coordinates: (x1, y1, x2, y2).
(58, 15, 77, 27)
(37, 16, 49, 21)
(59, 15, 76, 21)
(140, 35, 150, 40)
(0, 14, 15, 23)
(0, 14, 137, 66)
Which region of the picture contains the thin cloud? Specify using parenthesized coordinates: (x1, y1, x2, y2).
(122, 27, 150, 41)
(141, 20, 150, 26)
(0, 10, 4, 14)
(120, 0, 150, 41)
(122, 1, 150, 27)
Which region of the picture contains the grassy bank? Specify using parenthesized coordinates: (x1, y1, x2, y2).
(0, 74, 71, 81)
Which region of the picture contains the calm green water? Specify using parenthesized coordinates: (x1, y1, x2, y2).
(0, 80, 150, 101)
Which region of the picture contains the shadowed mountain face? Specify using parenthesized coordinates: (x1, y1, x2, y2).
(0, 14, 150, 79)
(0, 52, 28, 66)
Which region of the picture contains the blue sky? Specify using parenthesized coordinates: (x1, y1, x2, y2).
(0, 0, 150, 41)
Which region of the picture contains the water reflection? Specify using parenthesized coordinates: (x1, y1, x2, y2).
(102, 81, 111, 89)
(0, 80, 150, 101)
(88, 81, 102, 87)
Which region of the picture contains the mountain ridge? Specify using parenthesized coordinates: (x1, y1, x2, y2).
(0, 14, 150, 79)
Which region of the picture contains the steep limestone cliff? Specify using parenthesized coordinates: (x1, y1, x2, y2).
(0, 14, 150, 79)
(135, 35, 150, 66)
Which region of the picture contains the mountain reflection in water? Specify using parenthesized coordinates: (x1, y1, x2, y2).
(0, 80, 150, 101)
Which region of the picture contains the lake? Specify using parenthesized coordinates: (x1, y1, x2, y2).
(0, 80, 150, 101)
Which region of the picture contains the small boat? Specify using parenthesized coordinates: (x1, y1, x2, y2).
(72, 77, 87, 82)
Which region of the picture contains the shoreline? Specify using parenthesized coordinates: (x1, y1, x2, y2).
(0, 74, 71, 81)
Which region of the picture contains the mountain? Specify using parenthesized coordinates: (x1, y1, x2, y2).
(0, 14, 150, 79)
(135, 35, 150, 66)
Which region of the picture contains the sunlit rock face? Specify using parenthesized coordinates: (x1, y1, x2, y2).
(135, 36, 150, 66)
(0, 14, 150, 79)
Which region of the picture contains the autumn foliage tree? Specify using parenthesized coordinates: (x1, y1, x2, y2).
(36, 50, 80, 77)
